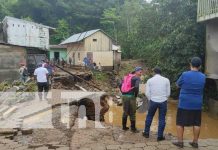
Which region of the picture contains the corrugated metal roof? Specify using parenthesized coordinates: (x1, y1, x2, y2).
(60, 29, 101, 45)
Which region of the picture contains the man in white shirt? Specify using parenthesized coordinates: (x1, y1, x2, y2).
(143, 67, 170, 141)
(34, 64, 49, 100)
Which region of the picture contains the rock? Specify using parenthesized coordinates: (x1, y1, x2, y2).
(21, 129, 33, 135)
(18, 85, 26, 91)
(28, 144, 44, 148)
(115, 95, 121, 99)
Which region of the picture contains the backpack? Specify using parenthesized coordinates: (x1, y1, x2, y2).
(121, 74, 135, 93)
(22, 68, 28, 76)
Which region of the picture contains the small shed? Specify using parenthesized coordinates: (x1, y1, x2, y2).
(49, 45, 67, 62)
(60, 29, 121, 70)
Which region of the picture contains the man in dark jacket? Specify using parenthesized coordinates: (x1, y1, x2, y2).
(120, 67, 142, 133)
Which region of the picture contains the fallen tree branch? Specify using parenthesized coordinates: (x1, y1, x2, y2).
(54, 65, 102, 91)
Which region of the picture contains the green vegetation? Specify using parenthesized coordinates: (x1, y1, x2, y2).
(0, 81, 10, 91)
(93, 71, 109, 82)
(0, 0, 205, 97)
(0, 80, 37, 92)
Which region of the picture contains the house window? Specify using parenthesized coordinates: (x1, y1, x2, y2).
(93, 39, 97, 42)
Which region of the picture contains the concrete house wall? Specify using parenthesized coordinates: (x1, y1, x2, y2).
(2, 16, 50, 50)
(0, 16, 54, 80)
(206, 19, 218, 79)
(0, 43, 26, 82)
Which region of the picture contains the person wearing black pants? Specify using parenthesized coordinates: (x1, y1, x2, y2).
(34, 64, 49, 100)
(37, 82, 49, 100)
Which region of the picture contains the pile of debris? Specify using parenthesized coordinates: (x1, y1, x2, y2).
(0, 80, 37, 106)
(52, 76, 78, 90)
(0, 80, 37, 92)
(0, 66, 112, 149)
(52, 66, 101, 92)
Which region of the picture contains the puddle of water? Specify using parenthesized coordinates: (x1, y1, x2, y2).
(105, 101, 218, 139)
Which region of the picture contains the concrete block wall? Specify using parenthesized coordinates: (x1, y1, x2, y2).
(0, 44, 26, 82)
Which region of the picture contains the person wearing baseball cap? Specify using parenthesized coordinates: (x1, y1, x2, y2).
(120, 66, 143, 133)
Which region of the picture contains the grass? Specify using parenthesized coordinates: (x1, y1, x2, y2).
(0, 81, 10, 91)
(0, 80, 37, 92)
(92, 71, 109, 82)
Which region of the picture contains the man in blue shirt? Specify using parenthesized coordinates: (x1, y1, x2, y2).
(173, 57, 206, 148)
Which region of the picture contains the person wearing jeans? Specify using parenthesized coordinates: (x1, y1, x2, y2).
(143, 67, 170, 141)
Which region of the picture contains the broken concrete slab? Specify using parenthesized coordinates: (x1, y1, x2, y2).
(0, 129, 18, 135)
(46, 142, 66, 149)
(0, 90, 108, 124)
(0, 90, 110, 149)
(34, 146, 49, 150)
(0, 105, 9, 115)
(0, 119, 21, 129)
(2, 106, 18, 119)
(56, 147, 70, 150)
(28, 144, 44, 148)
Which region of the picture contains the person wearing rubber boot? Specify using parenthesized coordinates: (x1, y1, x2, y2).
(143, 67, 170, 141)
(120, 67, 142, 133)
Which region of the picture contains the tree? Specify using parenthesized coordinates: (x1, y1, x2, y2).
(138, 0, 205, 98)
(50, 19, 70, 44)
(0, 0, 14, 20)
(101, 8, 120, 41)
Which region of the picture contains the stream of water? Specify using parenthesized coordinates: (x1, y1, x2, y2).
(105, 101, 218, 139)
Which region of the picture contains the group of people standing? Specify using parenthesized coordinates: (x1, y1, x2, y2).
(19, 60, 54, 100)
(120, 57, 206, 148)
(83, 56, 102, 71)
(34, 60, 55, 100)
